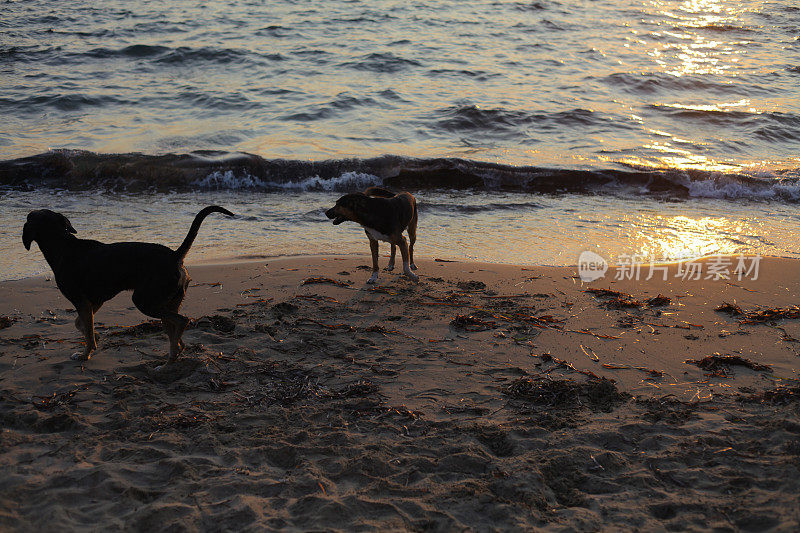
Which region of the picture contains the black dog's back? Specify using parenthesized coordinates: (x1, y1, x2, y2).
(61, 241, 177, 302)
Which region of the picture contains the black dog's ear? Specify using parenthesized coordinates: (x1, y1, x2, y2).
(22, 223, 33, 251)
(61, 214, 77, 234)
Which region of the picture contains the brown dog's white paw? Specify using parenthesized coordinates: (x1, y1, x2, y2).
(70, 352, 89, 361)
(367, 272, 379, 284)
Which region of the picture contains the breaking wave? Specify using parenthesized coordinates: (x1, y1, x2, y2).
(1, 150, 799, 202)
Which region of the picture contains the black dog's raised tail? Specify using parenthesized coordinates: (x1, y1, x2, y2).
(175, 206, 235, 260)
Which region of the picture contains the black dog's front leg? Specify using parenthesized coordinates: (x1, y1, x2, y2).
(71, 301, 97, 361)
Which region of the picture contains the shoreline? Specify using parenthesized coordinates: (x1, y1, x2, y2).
(2, 255, 799, 530)
(6, 251, 791, 283)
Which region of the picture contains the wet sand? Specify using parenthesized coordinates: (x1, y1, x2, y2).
(1, 256, 799, 531)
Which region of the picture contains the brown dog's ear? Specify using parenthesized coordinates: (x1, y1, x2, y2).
(61, 214, 77, 234)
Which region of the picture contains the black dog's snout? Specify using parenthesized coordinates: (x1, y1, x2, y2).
(325, 207, 336, 219)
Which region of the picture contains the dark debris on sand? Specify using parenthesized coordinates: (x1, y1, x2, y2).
(450, 313, 497, 332)
(715, 302, 744, 316)
(502, 377, 629, 412)
(194, 315, 236, 333)
(456, 280, 486, 291)
(585, 288, 642, 309)
(716, 302, 800, 324)
(301, 276, 351, 287)
(684, 353, 772, 375)
(741, 306, 800, 324)
(637, 396, 700, 425)
(0, 316, 15, 330)
(109, 320, 163, 336)
(646, 294, 671, 307)
(740, 382, 800, 405)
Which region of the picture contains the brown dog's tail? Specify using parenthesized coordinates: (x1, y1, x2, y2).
(175, 206, 235, 260)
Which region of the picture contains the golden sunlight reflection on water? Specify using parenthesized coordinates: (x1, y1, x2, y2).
(630, 214, 745, 260)
(618, 0, 761, 172)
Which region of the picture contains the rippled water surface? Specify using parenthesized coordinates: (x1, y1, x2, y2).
(2, 1, 799, 279)
(3, 189, 799, 281)
(2, 0, 799, 172)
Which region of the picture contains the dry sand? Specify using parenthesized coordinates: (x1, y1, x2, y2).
(1, 255, 799, 531)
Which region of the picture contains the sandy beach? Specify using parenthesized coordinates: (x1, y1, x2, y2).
(0, 255, 798, 531)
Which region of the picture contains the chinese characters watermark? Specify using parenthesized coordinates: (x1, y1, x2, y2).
(578, 252, 761, 283)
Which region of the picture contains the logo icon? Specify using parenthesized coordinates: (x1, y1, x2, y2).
(578, 251, 608, 282)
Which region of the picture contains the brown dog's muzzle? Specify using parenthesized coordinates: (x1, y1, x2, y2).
(22, 222, 33, 251)
(326, 207, 346, 225)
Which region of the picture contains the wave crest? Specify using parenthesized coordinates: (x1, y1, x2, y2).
(1, 150, 799, 202)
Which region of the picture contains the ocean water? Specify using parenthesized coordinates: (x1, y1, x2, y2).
(1, 0, 799, 279)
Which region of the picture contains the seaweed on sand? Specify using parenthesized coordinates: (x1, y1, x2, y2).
(195, 315, 236, 333)
(584, 288, 642, 309)
(109, 320, 163, 336)
(684, 353, 772, 375)
(456, 280, 486, 291)
(741, 306, 800, 324)
(715, 302, 744, 316)
(31, 386, 88, 410)
(712, 301, 800, 324)
(0, 316, 14, 330)
(451, 314, 497, 332)
(324, 380, 379, 399)
(646, 294, 671, 307)
(741, 382, 800, 405)
(502, 377, 629, 412)
(637, 396, 699, 424)
(301, 277, 351, 287)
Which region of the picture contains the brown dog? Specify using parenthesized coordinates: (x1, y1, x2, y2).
(22, 206, 234, 366)
(325, 187, 418, 284)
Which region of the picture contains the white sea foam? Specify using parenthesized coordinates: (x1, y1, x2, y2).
(192, 170, 267, 189)
(191, 170, 381, 191)
(263, 171, 381, 191)
(683, 176, 800, 201)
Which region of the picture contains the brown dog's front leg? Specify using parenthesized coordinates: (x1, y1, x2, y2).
(397, 236, 419, 282)
(385, 244, 396, 271)
(71, 303, 97, 361)
(368, 237, 380, 284)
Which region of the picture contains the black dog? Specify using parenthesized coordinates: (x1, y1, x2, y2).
(326, 187, 418, 284)
(22, 206, 234, 365)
